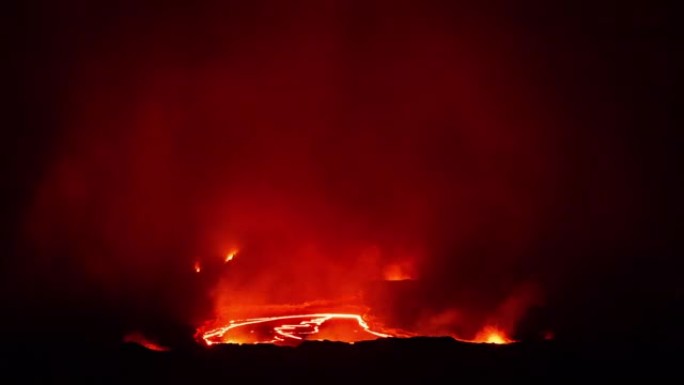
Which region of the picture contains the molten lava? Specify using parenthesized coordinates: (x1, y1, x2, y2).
(199, 312, 516, 346)
(200, 313, 392, 346)
(224, 250, 237, 263)
(472, 326, 514, 344)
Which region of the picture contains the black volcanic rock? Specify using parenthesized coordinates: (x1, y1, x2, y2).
(2, 337, 680, 384)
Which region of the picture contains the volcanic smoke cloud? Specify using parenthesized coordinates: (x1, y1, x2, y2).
(6, 1, 677, 346)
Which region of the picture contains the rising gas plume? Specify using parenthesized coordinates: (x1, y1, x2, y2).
(5, 0, 677, 348)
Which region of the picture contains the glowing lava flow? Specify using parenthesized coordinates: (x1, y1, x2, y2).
(200, 313, 392, 346)
(471, 326, 515, 344)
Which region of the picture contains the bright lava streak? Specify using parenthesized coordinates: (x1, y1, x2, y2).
(201, 313, 392, 346)
(224, 250, 237, 263)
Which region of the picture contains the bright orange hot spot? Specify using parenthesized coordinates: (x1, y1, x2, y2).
(200, 313, 392, 346)
(194, 261, 201, 273)
(224, 250, 238, 263)
(472, 326, 514, 344)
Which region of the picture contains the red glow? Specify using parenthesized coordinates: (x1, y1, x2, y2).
(18, 2, 623, 349)
(123, 332, 169, 352)
(200, 313, 392, 346)
(383, 262, 415, 281)
(471, 326, 515, 345)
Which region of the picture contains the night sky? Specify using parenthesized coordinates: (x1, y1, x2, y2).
(3, 0, 680, 348)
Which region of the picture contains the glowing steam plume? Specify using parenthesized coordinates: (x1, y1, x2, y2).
(383, 263, 414, 281)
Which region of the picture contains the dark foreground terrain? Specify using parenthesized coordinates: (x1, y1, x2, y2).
(1, 337, 680, 383)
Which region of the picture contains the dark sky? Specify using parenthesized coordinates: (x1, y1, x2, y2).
(3, 0, 680, 346)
